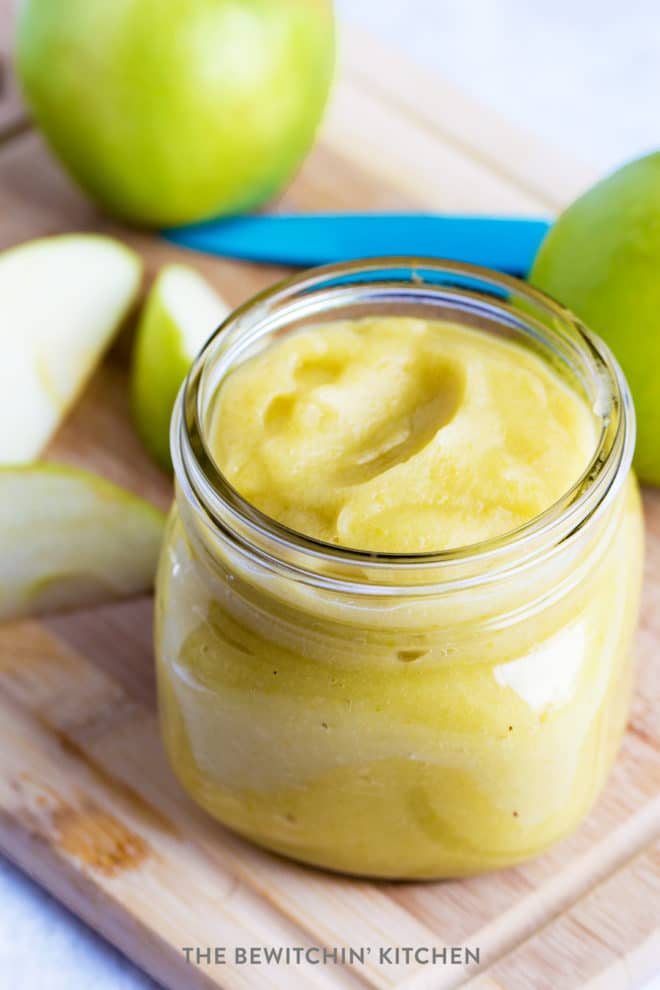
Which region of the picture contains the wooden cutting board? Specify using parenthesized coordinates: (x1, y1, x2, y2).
(0, 10, 659, 990)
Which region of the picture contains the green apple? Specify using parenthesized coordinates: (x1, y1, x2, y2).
(16, 0, 335, 227)
(131, 264, 229, 471)
(0, 234, 142, 464)
(0, 464, 165, 622)
(531, 152, 660, 484)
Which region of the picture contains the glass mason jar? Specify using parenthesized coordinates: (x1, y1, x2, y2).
(155, 259, 643, 879)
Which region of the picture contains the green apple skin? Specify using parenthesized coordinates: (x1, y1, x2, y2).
(531, 152, 660, 485)
(131, 265, 228, 471)
(131, 280, 191, 473)
(16, 0, 335, 227)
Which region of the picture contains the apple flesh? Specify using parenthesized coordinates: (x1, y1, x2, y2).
(0, 235, 142, 464)
(0, 464, 166, 622)
(131, 264, 229, 471)
(16, 0, 335, 227)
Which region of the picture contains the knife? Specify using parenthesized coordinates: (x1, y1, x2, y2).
(162, 213, 551, 277)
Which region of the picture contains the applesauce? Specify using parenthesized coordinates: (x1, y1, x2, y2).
(156, 260, 642, 878)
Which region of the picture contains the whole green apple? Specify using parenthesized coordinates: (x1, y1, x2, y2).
(17, 0, 335, 226)
(531, 152, 660, 485)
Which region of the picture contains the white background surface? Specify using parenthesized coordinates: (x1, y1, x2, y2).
(1, 2, 659, 987)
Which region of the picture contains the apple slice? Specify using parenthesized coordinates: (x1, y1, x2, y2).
(0, 234, 142, 463)
(0, 464, 166, 622)
(131, 264, 229, 471)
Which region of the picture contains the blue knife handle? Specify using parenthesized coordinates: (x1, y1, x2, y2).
(163, 213, 550, 276)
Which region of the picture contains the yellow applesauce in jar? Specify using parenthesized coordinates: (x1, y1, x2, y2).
(156, 261, 643, 878)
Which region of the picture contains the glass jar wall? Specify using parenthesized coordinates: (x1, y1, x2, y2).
(155, 260, 643, 879)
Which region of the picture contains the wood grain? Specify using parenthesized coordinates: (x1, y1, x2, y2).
(337, 30, 599, 213)
(0, 11, 658, 990)
(463, 842, 660, 990)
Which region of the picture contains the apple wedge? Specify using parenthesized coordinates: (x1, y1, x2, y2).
(0, 234, 142, 463)
(131, 264, 229, 471)
(0, 464, 166, 622)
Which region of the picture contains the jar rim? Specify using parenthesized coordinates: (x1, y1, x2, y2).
(172, 257, 635, 594)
